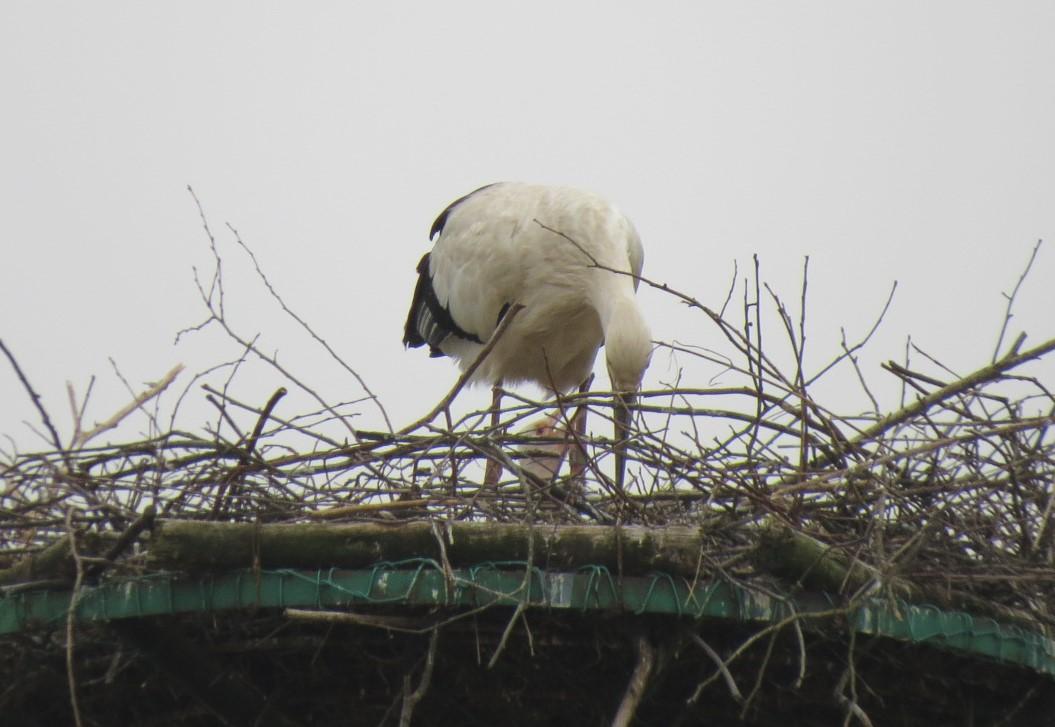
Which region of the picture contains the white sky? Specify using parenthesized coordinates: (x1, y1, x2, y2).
(2, 2, 1053, 452)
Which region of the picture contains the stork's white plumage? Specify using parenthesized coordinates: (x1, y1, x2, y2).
(403, 182, 652, 487)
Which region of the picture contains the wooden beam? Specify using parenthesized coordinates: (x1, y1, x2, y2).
(148, 519, 706, 576)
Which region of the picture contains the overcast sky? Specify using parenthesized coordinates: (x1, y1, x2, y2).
(2, 2, 1053, 452)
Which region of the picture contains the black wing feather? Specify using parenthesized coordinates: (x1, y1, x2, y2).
(406, 184, 503, 357)
(403, 252, 483, 357)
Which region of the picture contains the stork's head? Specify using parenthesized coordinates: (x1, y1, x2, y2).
(604, 297, 652, 393)
(602, 296, 651, 492)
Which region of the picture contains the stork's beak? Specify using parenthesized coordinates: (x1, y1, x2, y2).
(614, 390, 635, 492)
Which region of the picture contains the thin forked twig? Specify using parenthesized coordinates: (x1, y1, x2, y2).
(1, 338, 64, 450)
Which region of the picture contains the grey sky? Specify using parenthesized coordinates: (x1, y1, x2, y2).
(2, 2, 1053, 450)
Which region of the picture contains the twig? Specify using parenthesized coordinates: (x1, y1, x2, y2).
(226, 221, 393, 433)
(1, 338, 64, 450)
(66, 380, 89, 449)
(399, 628, 440, 727)
(835, 658, 874, 727)
(285, 608, 428, 632)
(308, 498, 434, 519)
(74, 364, 185, 448)
(399, 304, 524, 435)
(689, 608, 848, 700)
(739, 627, 779, 718)
(855, 337, 1055, 453)
(993, 239, 1043, 362)
(487, 601, 528, 670)
(688, 632, 743, 703)
(180, 191, 370, 449)
(245, 387, 287, 455)
(64, 508, 86, 727)
(611, 634, 655, 727)
(87, 504, 158, 578)
(187, 185, 225, 319)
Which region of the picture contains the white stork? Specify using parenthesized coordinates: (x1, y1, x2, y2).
(403, 182, 652, 489)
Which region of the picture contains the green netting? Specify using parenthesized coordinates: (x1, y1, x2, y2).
(3, 560, 1053, 677)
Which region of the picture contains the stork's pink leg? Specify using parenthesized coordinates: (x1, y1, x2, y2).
(517, 412, 566, 481)
(484, 383, 504, 486)
(566, 377, 592, 486)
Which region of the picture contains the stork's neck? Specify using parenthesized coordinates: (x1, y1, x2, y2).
(598, 293, 652, 392)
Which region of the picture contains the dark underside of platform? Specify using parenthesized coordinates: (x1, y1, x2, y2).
(4, 606, 1053, 727)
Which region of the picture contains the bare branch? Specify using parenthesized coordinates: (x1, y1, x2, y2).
(74, 364, 184, 449)
(611, 634, 655, 727)
(993, 239, 1043, 362)
(1, 338, 64, 450)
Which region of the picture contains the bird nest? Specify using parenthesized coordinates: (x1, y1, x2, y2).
(1, 225, 1053, 725)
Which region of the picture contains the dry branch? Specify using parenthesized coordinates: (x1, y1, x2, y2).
(843, 336, 1055, 460)
(73, 364, 184, 448)
(754, 518, 898, 598)
(611, 634, 656, 727)
(1, 338, 63, 450)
